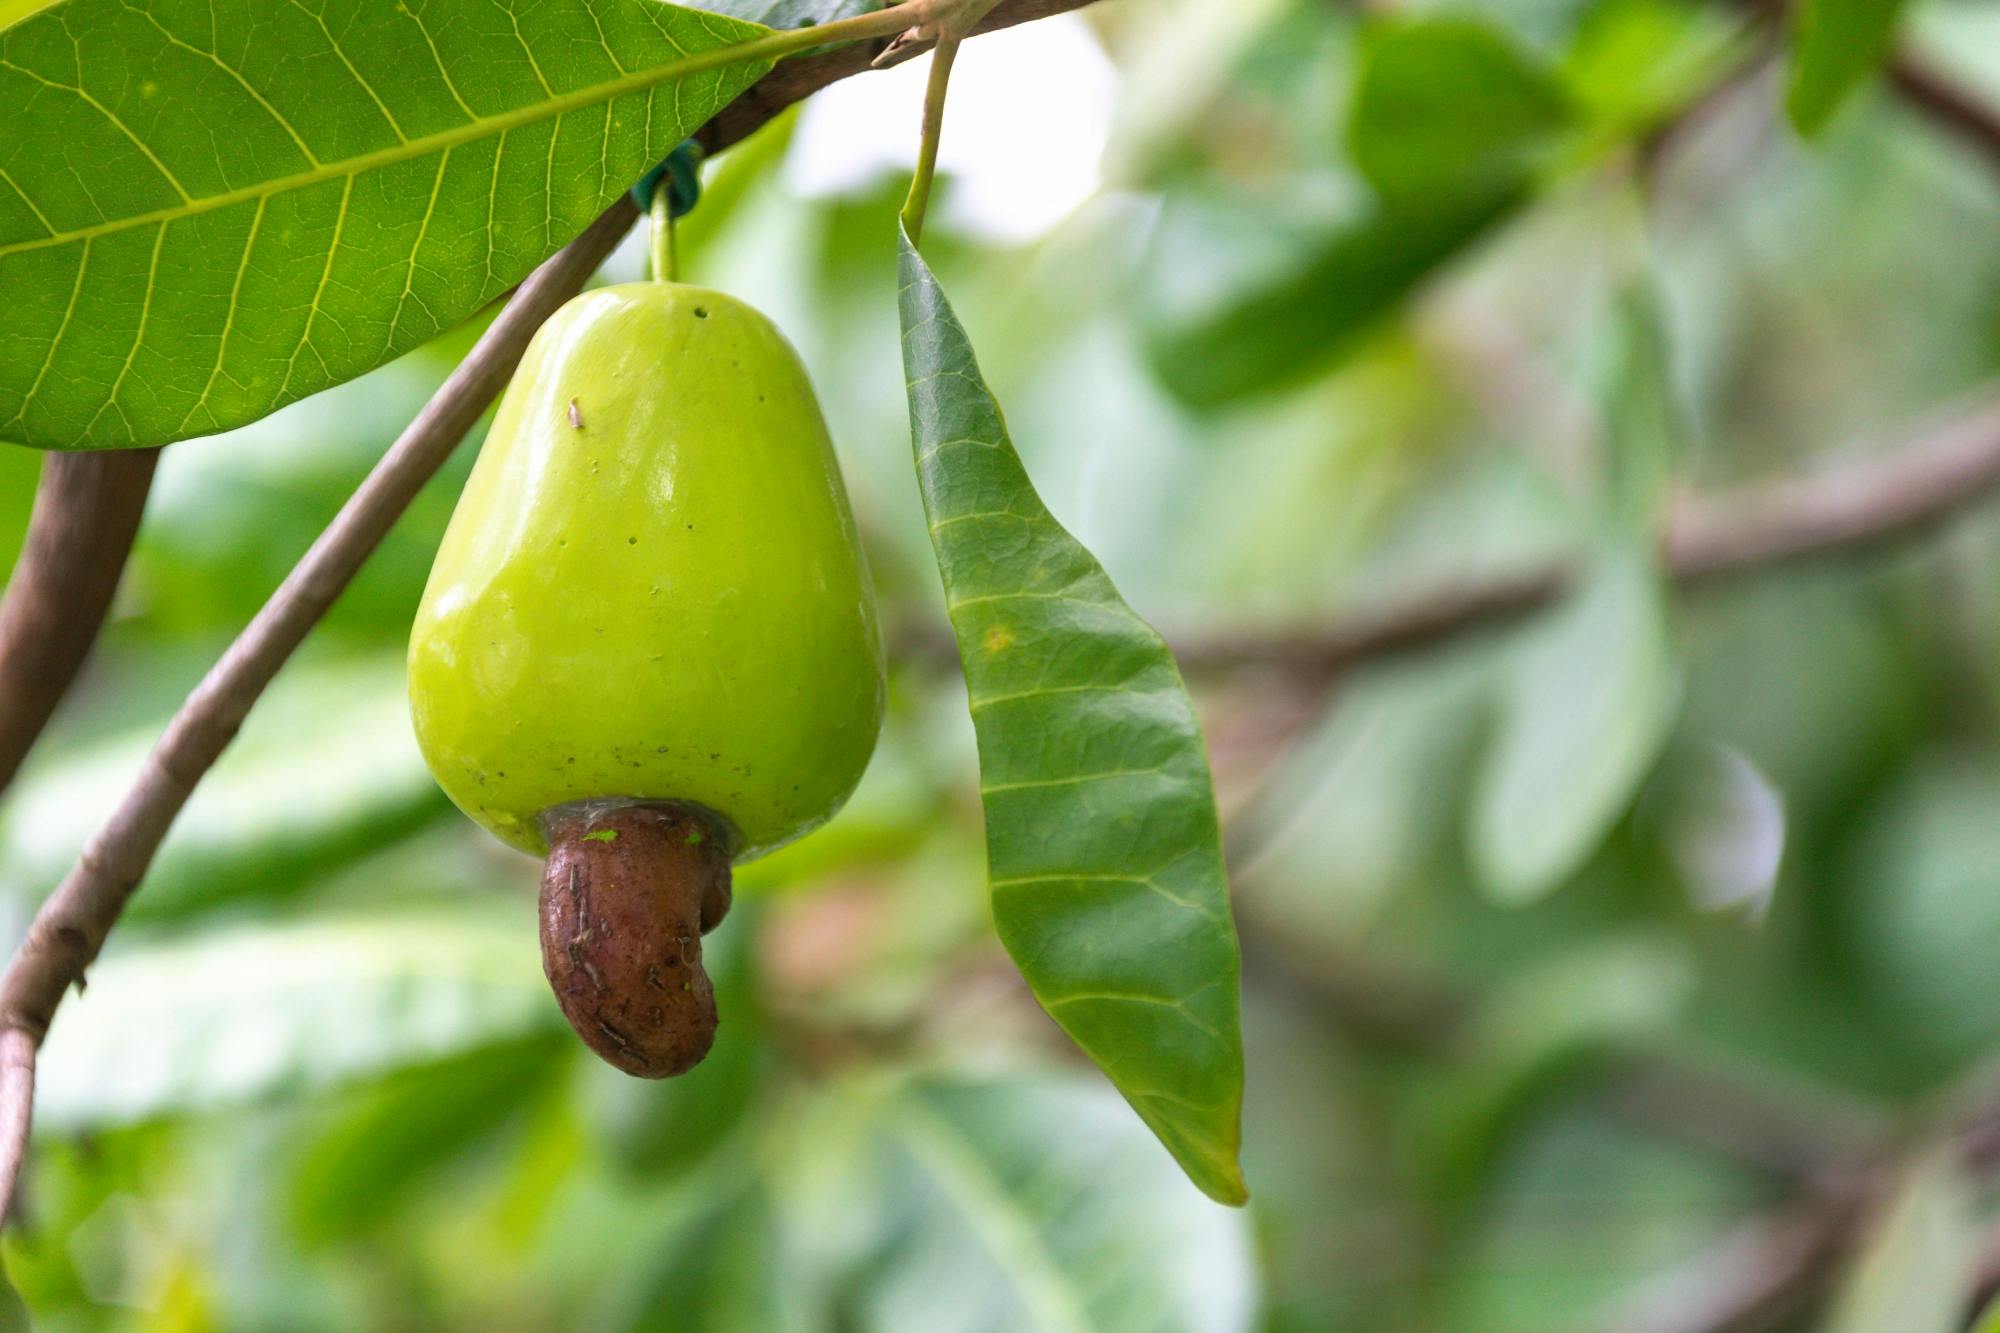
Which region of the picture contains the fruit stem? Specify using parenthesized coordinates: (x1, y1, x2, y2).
(899, 33, 961, 246)
(649, 183, 678, 283)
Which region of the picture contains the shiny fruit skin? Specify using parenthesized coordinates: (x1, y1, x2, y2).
(408, 282, 885, 860)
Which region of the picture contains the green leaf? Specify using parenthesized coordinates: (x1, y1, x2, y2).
(824, 1077, 1256, 1332)
(0, 0, 777, 451)
(1470, 541, 1681, 903)
(1144, 185, 1521, 410)
(1786, 0, 1911, 137)
(34, 910, 556, 1130)
(897, 230, 1247, 1205)
(1348, 19, 1572, 205)
(1826, 1147, 1978, 1333)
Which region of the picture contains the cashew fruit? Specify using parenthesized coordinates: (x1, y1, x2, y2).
(408, 282, 884, 1076)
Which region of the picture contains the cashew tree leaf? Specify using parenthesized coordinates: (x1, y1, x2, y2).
(0, 0, 777, 451)
(897, 229, 1247, 1206)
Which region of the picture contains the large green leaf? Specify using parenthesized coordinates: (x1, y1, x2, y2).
(897, 231, 1246, 1205)
(0, 0, 776, 451)
(1786, 0, 1911, 137)
(1347, 19, 1572, 205)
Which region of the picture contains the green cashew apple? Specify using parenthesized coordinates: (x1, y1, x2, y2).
(408, 282, 884, 1077)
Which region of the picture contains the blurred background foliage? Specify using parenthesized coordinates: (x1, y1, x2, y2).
(6, 0, 2000, 1327)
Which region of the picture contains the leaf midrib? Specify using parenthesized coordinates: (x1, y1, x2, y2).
(0, 21, 795, 259)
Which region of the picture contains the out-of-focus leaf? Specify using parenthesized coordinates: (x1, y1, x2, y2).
(1825, 1147, 1976, 1333)
(816, 1076, 1256, 1333)
(1563, 0, 1747, 138)
(0, 656, 446, 920)
(0, 0, 774, 451)
(1348, 19, 1571, 205)
(1471, 543, 1681, 903)
(898, 232, 1246, 1204)
(1973, 1288, 2000, 1333)
(288, 1039, 562, 1244)
(35, 911, 555, 1130)
(1786, 0, 1911, 137)
(1143, 185, 1521, 410)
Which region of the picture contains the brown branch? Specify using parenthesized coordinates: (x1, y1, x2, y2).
(0, 450, 159, 797)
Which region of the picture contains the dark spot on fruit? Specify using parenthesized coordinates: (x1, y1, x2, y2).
(693, 306, 708, 319)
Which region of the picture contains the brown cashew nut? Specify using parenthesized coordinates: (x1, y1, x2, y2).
(539, 803, 733, 1078)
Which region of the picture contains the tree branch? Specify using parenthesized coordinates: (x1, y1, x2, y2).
(0, 450, 159, 798)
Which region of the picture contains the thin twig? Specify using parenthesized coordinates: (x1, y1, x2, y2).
(899, 34, 960, 243)
(0, 450, 159, 797)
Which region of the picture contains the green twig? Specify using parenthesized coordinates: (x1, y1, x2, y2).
(900, 35, 961, 244)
